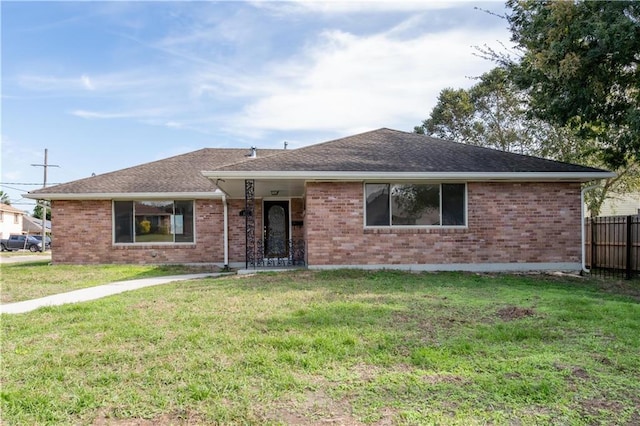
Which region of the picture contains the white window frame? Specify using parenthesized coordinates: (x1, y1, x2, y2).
(363, 182, 468, 228)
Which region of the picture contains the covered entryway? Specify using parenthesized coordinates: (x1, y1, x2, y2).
(201, 175, 306, 269)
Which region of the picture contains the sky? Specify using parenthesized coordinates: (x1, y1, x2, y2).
(1, 0, 512, 211)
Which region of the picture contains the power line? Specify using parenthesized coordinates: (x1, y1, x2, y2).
(0, 182, 63, 186)
(0, 185, 29, 193)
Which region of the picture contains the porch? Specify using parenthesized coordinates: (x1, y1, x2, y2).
(210, 177, 308, 269)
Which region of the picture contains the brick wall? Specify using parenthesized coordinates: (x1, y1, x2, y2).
(50, 182, 581, 268)
(51, 197, 306, 265)
(305, 181, 582, 267)
(50, 199, 225, 264)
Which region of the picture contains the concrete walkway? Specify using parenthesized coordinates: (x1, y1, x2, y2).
(1, 273, 226, 315)
(0, 254, 51, 264)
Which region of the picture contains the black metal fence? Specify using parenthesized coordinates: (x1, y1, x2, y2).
(248, 239, 306, 268)
(585, 215, 639, 279)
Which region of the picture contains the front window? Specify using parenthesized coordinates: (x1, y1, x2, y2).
(365, 183, 466, 227)
(113, 200, 194, 244)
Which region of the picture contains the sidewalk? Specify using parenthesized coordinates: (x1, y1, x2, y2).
(0, 254, 51, 264)
(1, 273, 227, 315)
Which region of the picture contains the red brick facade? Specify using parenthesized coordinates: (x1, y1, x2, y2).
(50, 182, 582, 268)
(304, 181, 582, 268)
(51, 198, 305, 265)
(51, 199, 224, 264)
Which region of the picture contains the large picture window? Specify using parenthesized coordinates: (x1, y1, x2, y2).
(365, 183, 466, 227)
(113, 200, 194, 243)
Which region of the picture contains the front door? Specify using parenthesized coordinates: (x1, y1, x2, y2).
(264, 200, 290, 258)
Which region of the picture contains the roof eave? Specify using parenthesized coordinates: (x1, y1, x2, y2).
(202, 170, 615, 182)
(24, 191, 225, 201)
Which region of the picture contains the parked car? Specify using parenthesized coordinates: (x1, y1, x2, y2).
(0, 234, 45, 252)
(31, 235, 52, 248)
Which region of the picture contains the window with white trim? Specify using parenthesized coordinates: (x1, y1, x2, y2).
(365, 183, 466, 227)
(113, 200, 194, 243)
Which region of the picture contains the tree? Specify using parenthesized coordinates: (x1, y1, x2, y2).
(416, 67, 540, 154)
(0, 191, 10, 205)
(415, 66, 639, 216)
(504, 0, 640, 169)
(33, 201, 51, 221)
(415, 88, 478, 144)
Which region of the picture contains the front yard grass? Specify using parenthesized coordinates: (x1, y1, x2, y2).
(1, 269, 639, 425)
(0, 262, 216, 303)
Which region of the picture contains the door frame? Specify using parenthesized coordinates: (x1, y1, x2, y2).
(262, 199, 291, 259)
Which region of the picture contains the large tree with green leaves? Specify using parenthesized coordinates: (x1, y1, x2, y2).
(415, 66, 639, 216)
(416, 67, 541, 155)
(503, 0, 640, 169)
(33, 201, 51, 221)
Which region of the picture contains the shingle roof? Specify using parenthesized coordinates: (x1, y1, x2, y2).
(29, 148, 283, 195)
(28, 128, 611, 198)
(215, 128, 608, 174)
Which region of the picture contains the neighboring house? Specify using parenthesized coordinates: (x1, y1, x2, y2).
(598, 192, 640, 217)
(27, 128, 613, 271)
(0, 203, 25, 240)
(23, 216, 52, 235)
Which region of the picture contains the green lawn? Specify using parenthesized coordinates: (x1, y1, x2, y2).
(1, 269, 639, 425)
(0, 262, 217, 303)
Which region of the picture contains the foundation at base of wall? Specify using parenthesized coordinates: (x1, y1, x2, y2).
(307, 262, 582, 273)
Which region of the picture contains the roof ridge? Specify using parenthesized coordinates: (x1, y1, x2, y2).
(212, 128, 391, 170)
(214, 148, 286, 168)
(0, 203, 26, 213)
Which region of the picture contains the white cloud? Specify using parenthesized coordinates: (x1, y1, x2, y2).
(80, 74, 95, 90)
(252, 0, 458, 14)
(227, 22, 510, 135)
(71, 107, 172, 120)
(18, 71, 162, 95)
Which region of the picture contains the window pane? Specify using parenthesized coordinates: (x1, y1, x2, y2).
(365, 184, 390, 226)
(114, 201, 133, 243)
(442, 184, 465, 225)
(392, 184, 440, 225)
(174, 201, 194, 243)
(135, 201, 173, 243)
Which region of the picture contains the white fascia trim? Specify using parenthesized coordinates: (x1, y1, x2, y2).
(309, 262, 582, 273)
(24, 191, 225, 201)
(202, 170, 615, 182)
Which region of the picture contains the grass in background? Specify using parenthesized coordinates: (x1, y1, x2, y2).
(0, 262, 215, 303)
(1, 270, 639, 425)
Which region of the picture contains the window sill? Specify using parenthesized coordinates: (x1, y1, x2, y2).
(364, 227, 468, 234)
(113, 243, 197, 248)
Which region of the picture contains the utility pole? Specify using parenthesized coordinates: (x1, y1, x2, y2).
(31, 149, 59, 252)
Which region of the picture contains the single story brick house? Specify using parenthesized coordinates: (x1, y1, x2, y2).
(27, 128, 613, 271)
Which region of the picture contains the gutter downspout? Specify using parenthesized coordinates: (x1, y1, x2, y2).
(222, 194, 229, 268)
(581, 184, 599, 274)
